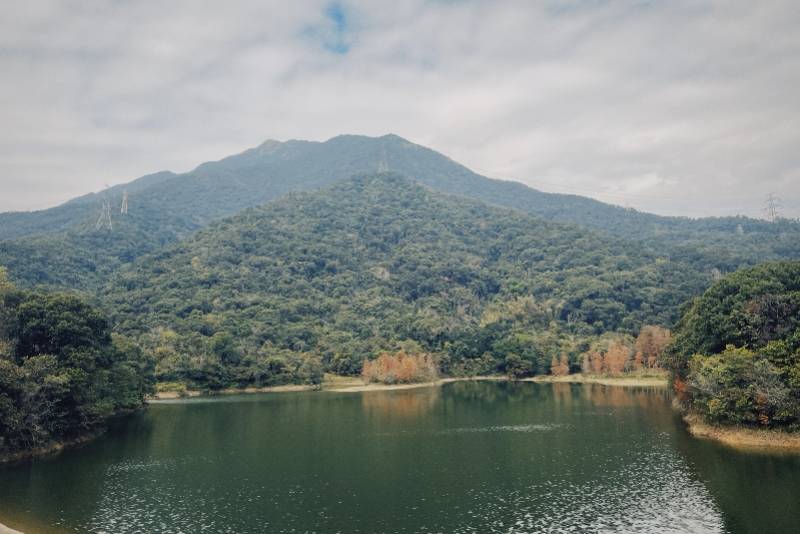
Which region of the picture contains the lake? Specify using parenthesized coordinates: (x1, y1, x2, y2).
(1, 381, 799, 533)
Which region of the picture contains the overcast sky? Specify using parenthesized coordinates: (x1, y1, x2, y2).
(0, 1, 798, 218)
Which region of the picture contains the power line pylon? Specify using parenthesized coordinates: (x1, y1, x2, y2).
(95, 199, 113, 231)
(764, 193, 781, 222)
(377, 148, 389, 172)
(121, 190, 129, 214)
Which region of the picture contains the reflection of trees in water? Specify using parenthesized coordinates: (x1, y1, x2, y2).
(361, 387, 441, 419)
(357, 382, 676, 425)
(445, 380, 557, 406)
(445, 380, 672, 412)
(579, 383, 671, 410)
(672, 419, 800, 534)
(551, 382, 574, 408)
(577, 383, 676, 432)
(446, 381, 503, 403)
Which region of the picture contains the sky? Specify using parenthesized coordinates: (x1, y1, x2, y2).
(0, 0, 798, 218)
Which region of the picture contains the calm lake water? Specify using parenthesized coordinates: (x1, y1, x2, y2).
(1, 382, 799, 533)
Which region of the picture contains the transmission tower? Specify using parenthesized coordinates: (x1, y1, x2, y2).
(764, 193, 781, 223)
(95, 199, 113, 231)
(377, 148, 389, 172)
(121, 190, 129, 214)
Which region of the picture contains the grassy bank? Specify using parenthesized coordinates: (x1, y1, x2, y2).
(528, 372, 669, 388)
(325, 376, 507, 393)
(151, 375, 448, 397)
(151, 383, 320, 400)
(150, 372, 670, 399)
(684, 414, 800, 453)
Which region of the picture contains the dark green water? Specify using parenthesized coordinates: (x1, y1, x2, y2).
(1, 382, 799, 533)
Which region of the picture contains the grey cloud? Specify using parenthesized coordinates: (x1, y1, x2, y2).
(0, 0, 797, 218)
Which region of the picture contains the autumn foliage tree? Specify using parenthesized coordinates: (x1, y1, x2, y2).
(550, 354, 570, 376)
(362, 351, 438, 384)
(634, 325, 671, 369)
(580, 337, 634, 376)
(590, 350, 605, 374)
(604, 340, 630, 374)
(579, 327, 670, 376)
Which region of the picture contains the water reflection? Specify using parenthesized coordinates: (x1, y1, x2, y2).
(361, 387, 440, 419)
(0, 383, 798, 533)
(674, 424, 800, 534)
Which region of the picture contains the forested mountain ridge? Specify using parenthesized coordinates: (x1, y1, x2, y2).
(0, 170, 177, 241)
(100, 173, 710, 387)
(1, 134, 798, 290)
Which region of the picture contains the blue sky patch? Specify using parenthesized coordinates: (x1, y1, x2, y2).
(312, 2, 351, 54)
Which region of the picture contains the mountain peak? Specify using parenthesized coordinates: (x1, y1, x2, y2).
(324, 133, 410, 144)
(253, 139, 285, 154)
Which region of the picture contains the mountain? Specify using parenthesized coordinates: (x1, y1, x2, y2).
(100, 174, 708, 387)
(1, 134, 799, 290)
(0, 170, 177, 240)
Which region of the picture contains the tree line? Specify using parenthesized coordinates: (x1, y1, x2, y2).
(0, 269, 153, 456)
(664, 261, 800, 429)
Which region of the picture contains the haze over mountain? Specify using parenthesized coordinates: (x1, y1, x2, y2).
(0, 134, 798, 293)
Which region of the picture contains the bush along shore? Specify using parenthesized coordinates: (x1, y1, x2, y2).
(664, 262, 800, 452)
(0, 270, 153, 463)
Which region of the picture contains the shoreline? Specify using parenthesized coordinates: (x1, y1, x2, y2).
(0, 522, 24, 534)
(150, 373, 670, 399)
(150, 383, 320, 400)
(527, 373, 669, 388)
(0, 431, 102, 465)
(684, 415, 800, 453)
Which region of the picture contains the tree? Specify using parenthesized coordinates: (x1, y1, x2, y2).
(590, 351, 604, 375)
(688, 346, 794, 426)
(550, 354, 570, 376)
(604, 340, 630, 375)
(362, 351, 438, 384)
(667, 262, 800, 429)
(504, 353, 532, 379)
(0, 282, 153, 455)
(635, 325, 670, 369)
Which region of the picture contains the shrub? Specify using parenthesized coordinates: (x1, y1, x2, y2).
(688, 345, 796, 427)
(362, 351, 438, 384)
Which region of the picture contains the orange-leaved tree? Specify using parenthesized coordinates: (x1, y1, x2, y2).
(362, 351, 438, 384)
(550, 353, 570, 376)
(634, 325, 671, 369)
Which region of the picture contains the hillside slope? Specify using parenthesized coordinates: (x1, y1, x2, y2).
(101, 174, 708, 386)
(1, 134, 798, 290)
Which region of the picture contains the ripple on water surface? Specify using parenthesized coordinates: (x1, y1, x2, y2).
(79, 436, 725, 533)
(1, 384, 748, 534)
(449, 450, 725, 534)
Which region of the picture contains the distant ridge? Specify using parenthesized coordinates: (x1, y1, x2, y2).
(0, 134, 798, 289)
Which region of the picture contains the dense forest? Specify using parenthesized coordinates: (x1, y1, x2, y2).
(0, 268, 153, 456)
(0, 137, 798, 448)
(1, 134, 798, 291)
(665, 262, 800, 429)
(99, 174, 707, 389)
